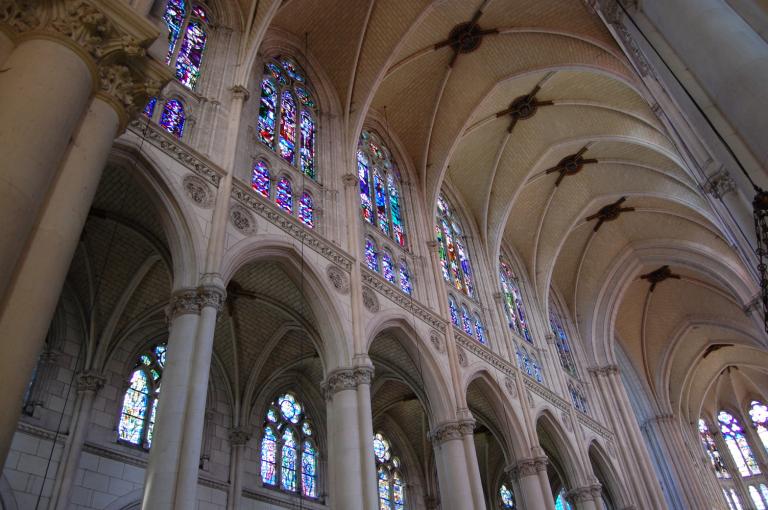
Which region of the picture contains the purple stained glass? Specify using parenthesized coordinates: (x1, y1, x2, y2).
(749, 401, 768, 455)
(280, 56, 306, 83)
(475, 315, 486, 344)
(191, 3, 207, 21)
(252, 160, 270, 197)
(275, 177, 292, 213)
(393, 473, 405, 510)
(261, 426, 277, 485)
(300, 111, 316, 178)
(699, 419, 730, 478)
(374, 169, 389, 235)
(448, 296, 460, 327)
(461, 305, 473, 336)
(299, 192, 314, 228)
(550, 304, 577, 376)
(296, 86, 315, 108)
(436, 194, 474, 296)
(382, 252, 395, 283)
(281, 429, 297, 491)
(399, 261, 412, 295)
(279, 91, 296, 165)
(143, 97, 157, 118)
(358, 151, 373, 223)
(301, 442, 317, 497)
(388, 174, 406, 247)
(257, 76, 277, 148)
(266, 62, 288, 86)
(118, 370, 149, 445)
(719, 410, 761, 477)
(160, 99, 185, 138)
(175, 21, 206, 89)
(163, 0, 185, 63)
(378, 468, 391, 509)
(365, 239, 378, 272)
(500, 260, 531, 342)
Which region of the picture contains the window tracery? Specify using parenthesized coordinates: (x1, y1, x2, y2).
(435, 194, 472, 297)
(568, 382, 588, 414)
(516, 345, 543, 383)
(749, 400, 768, 455)
(275, 177, 293, 213)
(163, 0, 208, 90)
(499, 258, 531, 343)
(549, 297, 577, 377)
(698, 419, 730, 479)
(160, 99, 186, 139)
(718, 410, 761, 477)
(260, 393, 317, 498)
(248, 160, 315, 228)
(118, 343, 166, 449)
(252, 160, 270, 198)
(299, 192, 314, 227)
(257, 56, 317, 179)
(373, 432, 406, 510)
(361, 242, 412, 295)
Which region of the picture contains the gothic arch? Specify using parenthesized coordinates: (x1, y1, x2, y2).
(588, 440, 629, 509)
(535, 410, 587, 490)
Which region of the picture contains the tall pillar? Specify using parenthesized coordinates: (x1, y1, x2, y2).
(459, 419, 487, 509)
(535, 456, 557, 510)
(324, 368, 367, 510)
(508, 459, 547, 510)
(226, 427, 250, 510)
(431, 422, 476, 510)
(566, 485, 600, 510)
(142, 291, 202, 510)
(50, 371, 106, 510)
(354, 365, 378, 510)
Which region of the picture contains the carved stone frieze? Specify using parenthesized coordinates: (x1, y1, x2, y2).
(567, 486, 596, 503)
(534, 456, 548, 472)
(322, 367, 374, 400)
(76, 371, 106, 393)
(507, 458, 537, 479)
(199, 286, 226, 312)
(183, 174, 214, 209)
(362, 287, 380, 313)
(326, 264, 350, 294)
(504, 376, 518, 399)
(457, 346, 468, 367)
(229, 203, 257, 235)
(702, 168, 736, 199)
(455, 332, 514, 374)
(430, 330, 445, 354)
(228, 427, 251, 446)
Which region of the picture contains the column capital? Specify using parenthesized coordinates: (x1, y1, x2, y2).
(166, 288, 202, 320)
(429, 420, 474, 445)
(322, 366, 375, 399)
(588, 364, 619, 377)
(566, 486, 596, 503)
(589, 483, 603, 501)
(228, 427, 251, 446)
(230, 85, 250, 101)
(198, 284, 226, 312)
(341, 173, 358, 188)
(505, 458, 537, 479)
(534, 455, 549, 472)
(76, 370, 106, 393)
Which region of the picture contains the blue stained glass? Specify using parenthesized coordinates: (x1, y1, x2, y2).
(399, 262, 412, 295)
(155, 345, 166, 367)
(366, 239, 378, 272)
(442, 218, 462, 291)
(281, 429, 297, 491)
(301, 442, 317, 497)
(378, 468, 391, 509)
(160, 99, 185, 138)
(280, 56, 306, 83)
(373, 434, 390, 462)
(143, 97, 157, 118)
(147, 398, 158, 447)
(500, 260, 531, 342)
(500, 484, 516, 508)
(719, 410, 761, 477)
(749, 401, 768, 455)
(388, 174, 405, 247)
(265, 62, 288, 86)
(456, 237, 473, 297)
(296, 86, 315, 108)
(267, 408, 277, 422)
(257, 77, 277, 148)
(549, 304, 577, 376)
(475, 315, 486, 344)
(261, 426, 277, 485)
(299, 111, 316, 178)
(252, 160, 270, 197)
(393, 473, 405, 510)
(461, 305, 473, 336)
(436, 194, 474, 297)
(302, 421, 312, 436)
(279, 393, 302, 423)
(299, 192, 314, 228)
(175, 21, 206, 89)
(698, 419, 730, 478)
(374, 170, 389, 235)
(358, 151, 374, 223)
(163, 0, 185, 64)
(555, 491, 573, 510)
(382, 252, 395, 283)
(448, 296, 460, 327)
(279, 91, 296, 165)
(517, 346, 543, 383)
(118, 370, 149, 445)
(436, 225, 449, 280)
(275, 177, 292, 213)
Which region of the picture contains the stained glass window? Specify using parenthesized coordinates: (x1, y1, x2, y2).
(118, 343, 166, 449)
(516, 346, 543, 383)
(698, 419, 730, 478)
(382, 251, 395, 284)
(276, 177, 293, 213)
(160, 99, 185, 139)
(499, 259, 531, 342)
(373, 432, 406, 510)
(252, 160, 270, 198)
(143, 97, 157, 118)
(399, 261, 412, 295)
(761, 485, 768, 507)
(365, 238, 379, 272)
(261, 393, 316, 498)
(474, 314, 486, 344)
(256, 56, 318, 178)
(731, 488, 744, 510)
(435, 194, 473, 297)
(724, 489, 736, 510)
(357, 130, 407, 248)
(461, 305, 474, 336)
(163, 1, 208, 89)
(549, 298, 577, 377)
(555, 490, 573, 510)
(569, 383, 588, 414)
(750, 486, 766, 510)
(718, 410, 761, 477)
(500, 484, 516, 509)
(299, 192, 314, 228)
(749, 400, 768, 455)
(448, 295, 460, 327)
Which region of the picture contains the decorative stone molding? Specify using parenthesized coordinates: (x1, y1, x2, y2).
(523, 377, 570, 412)
(429, 420, 474, 444)
(230, 85, 250, 101)
(562, 410, 573, 432)
(577, 413, 615, 441)
(167, 289, 202, 319)
(504, 377, 518, 399)
(457, 346, 468, 367)
(322, 367, 374, 399)
(39, 347, 62, 365)
(588, 365, 619, 377)
(361, 268, 446, 332)
(544, 332, 556, 345)
(534, 456, 548, 473)
(455, 331, 514, 374)
(229, 203, 257, 235)
(589, 484, 603, 501)
(703, 168, 736, 199)
(567, 486, 596, 503)
(341, 173, 358, 188)
(362, 286, 380, 313)
(182, 174, 214, 209)
(76, 371, 106, 393)
(326, 264, 350, 294)
(590, 0, 654, 78)
(199, 286, 226, 312)
(228, 427, 251, 446)
(354, 366, 375, 386)
(506, 458, 537, 479)
(430, 330, 445, 354)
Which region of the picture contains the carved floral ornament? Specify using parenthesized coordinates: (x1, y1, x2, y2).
(228, 427, 251, 446)
(322, 367, 374, 399)
(362, 286, 380, 313)
(76, 370, 106, 393)
(229, 203, 257, 235)
(166, 286, 226, 320)
(0, 0, 169, 119)
(326, 264, 350, 294)
(429, 420, 475, 444)
(506, 458, 537, 479)
(183, 174, 214, 208)
(430, 330, 445, 354)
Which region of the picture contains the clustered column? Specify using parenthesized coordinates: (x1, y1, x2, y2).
(565, 484, 603, 510)
(508, 458, 548, 510)
(0, 0, 168, 468)
(430, 421, 479, 510)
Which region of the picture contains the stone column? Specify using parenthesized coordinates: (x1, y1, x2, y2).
(508, 459, 547, 510)
(324, 368, 367, 510)
(567, 485, 602, 510)
(458, 419, 486, 509)
(535, 456, 557, 510)
(50, 371, 106, 510)
(354, 365, 379, 510)
(431, 422, 476, 510)
(142, 290, 202, 510)
(226, 427, 250, 510)
(173, 284, 226, 510)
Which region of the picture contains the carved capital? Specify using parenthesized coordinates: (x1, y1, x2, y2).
(430, 420, 473, 444)
(230, 85, 250, 101)
(199, 285, 226, 312)
(567, 486, 596, 503)
(322, 368, 359, 398)
(354, 366, 375, 386)
(76, 371, 106, 393)
(703, 168, 736, 199)
(506, 458, 537, 479)
(544, 333, 556, 345)
(341, 173, 358, 188)
(534, 455, 548, 472)
(229, 427, 251, 446)
(588, 364, 619, 377)
(167, 289, 202, 320)
(589, 484, 603, 501)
